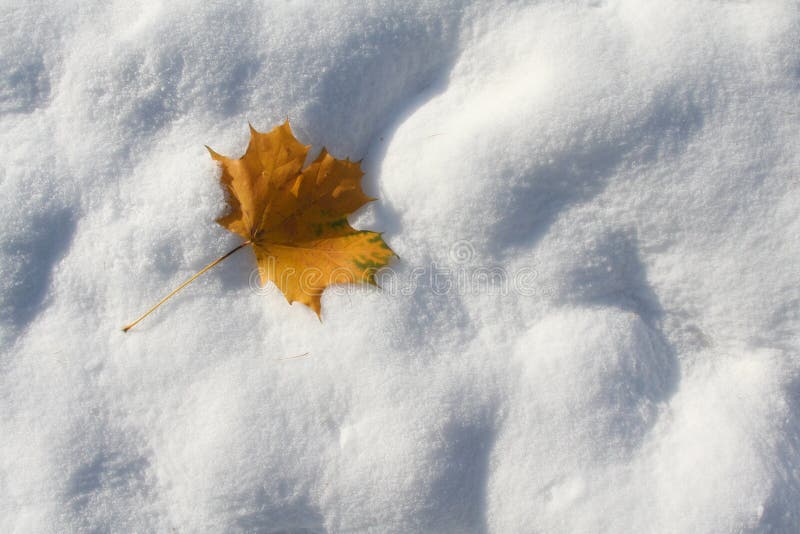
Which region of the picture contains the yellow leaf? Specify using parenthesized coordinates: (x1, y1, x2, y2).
(211, 121, 394, 316)
(122, 121, 394, 331)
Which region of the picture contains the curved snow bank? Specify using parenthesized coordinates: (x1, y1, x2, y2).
(490, 312, 793, 532)
(1, 0, 799, 532)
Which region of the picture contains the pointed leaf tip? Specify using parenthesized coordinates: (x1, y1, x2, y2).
(205, 145, 222, 160)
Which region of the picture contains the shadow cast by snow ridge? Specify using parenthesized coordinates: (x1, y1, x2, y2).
(0, 207, 76, 336)
(565, 229, 681, 407)
(422, 417, 497, 533)
(0, 54, 51, 115)
(748, 377, 800, 532)
(68, 451, 150, 512)
(294, 4, 468, 159)
(493, 87, 705, 255)
(234, 487, 325, 534)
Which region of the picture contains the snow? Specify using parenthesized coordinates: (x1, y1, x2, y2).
(1, 0, 799, 531)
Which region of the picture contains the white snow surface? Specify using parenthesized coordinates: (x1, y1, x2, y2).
(1, 0, 799, 532)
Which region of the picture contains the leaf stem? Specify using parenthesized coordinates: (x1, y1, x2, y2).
(122, 240, 252, 332)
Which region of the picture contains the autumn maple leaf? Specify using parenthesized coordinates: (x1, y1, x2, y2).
(123, 121, 394, 331)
